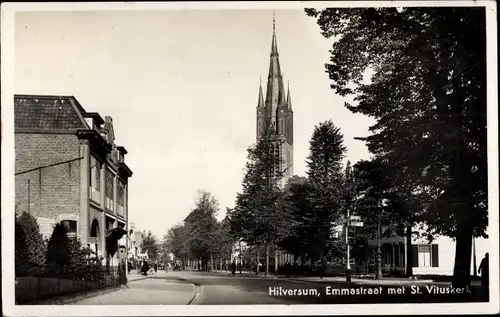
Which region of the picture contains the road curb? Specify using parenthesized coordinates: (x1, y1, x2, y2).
(148, 275, 200, 305)
(188, 283, 201, 305)
(36, 285, 123, 305)
(34, 276, 149, 305)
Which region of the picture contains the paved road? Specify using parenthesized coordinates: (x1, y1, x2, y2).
(71, 271, 488, 305)
(73, 278, 195, 305)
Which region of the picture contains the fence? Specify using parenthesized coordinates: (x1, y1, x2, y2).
(15, 264, 121, 304)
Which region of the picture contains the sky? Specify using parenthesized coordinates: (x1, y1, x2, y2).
(14, 9, 375, 238)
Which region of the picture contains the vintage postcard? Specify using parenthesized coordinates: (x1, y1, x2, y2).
(1, 1, 498, 316)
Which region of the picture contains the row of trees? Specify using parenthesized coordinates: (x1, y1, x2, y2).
(304, 7, 487, 287)
(227, 121, 350, 276)
(15, 212, 101, 273)
(162, 190, 236, 271)
(162, 121, 351, 276)
(164, 8, 487, 287)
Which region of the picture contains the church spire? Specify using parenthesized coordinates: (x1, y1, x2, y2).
(287, 80, 292, 110)
(271, 10, 278, 56)
(257, 77, 264, 108)
(266, 11, 284, 125)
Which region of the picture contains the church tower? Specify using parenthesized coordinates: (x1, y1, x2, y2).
(256, 13, 293, 189)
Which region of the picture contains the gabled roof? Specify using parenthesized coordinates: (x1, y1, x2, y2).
(14, 95, 88, 131)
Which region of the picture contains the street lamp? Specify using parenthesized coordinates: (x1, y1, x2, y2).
(376, 199, 389, 280)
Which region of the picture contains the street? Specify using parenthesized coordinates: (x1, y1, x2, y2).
(72, 271, 488, 305)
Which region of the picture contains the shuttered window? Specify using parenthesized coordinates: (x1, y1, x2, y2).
(412, 244, 440, 268)
(411, 245, 419, 267)
(431, 244, 439, 267)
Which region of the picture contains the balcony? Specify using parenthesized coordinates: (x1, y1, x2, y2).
(90, 187, 100, 203)
(105, 197, 114, 211)
(117, 204, 124, 218)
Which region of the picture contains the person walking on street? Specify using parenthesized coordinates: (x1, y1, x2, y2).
(154, 262, 158, 275)
(231, 261, 236, 275)
(141, 260, 150, 276)
(478, 253, 489, 288)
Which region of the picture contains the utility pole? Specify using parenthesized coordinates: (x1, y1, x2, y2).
(346, 209, 351, 282)
(376, 221, 383, 279)
(27, 179, 31, 213)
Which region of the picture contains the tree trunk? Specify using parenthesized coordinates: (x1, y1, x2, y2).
(375, 222, 383, 279)
(320, 250, 324, 279)
(265, 242, 269, 276)
(256, 248, 260, 275)
(452, 223, 474, 288)
(210, 253, 214, 271)
(472, 237, 477, 277)
(274, 246, 279, 274)
(239, 240, 242, 274)
(405, 224, 413, 277)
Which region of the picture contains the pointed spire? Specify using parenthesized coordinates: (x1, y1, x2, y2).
(273, 10, 276, 33)
(271, 10, 278, 56)
(286, 81, 292, 110)
(257, 77, 265, 108)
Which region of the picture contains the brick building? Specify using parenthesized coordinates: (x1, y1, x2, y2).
(14, 94, 133, 267)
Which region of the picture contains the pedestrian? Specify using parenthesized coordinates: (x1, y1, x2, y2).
(478, 253, 489, 288)
(154, 262, 158, 275)
(231, 261, 236, 275)
(141, 260, 149, 276)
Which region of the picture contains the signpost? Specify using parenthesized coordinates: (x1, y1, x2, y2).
(346, 212, 363, 282)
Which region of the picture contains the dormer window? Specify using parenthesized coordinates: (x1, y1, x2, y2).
(85, 117, 94, 129)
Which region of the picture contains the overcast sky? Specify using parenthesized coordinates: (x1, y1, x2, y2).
(14, 9, 374, 238)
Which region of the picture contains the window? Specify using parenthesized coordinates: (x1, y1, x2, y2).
(412, 244, 439, 268)
(117, 182, 125, 217)
(96, 167, 101, 191)
(61, 220, 77, 237)
(90, 156, 101, 202)
(105, 169, 114, 211)
(106, 170, 114, 199)
(418, 245, 431, 267)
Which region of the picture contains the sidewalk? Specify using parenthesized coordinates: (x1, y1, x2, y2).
(196, 269, 480, 286)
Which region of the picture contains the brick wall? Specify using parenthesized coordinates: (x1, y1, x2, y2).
(15, 134, 82, 223)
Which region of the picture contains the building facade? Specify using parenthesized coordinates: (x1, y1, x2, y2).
(127, 223, 147, 262)
(256, 14, 294, 189)
(365, 224, 490, 276)
(14, 94, 133, 267)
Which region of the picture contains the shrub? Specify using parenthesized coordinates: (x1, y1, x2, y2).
(15, 219, 28, 270)
(17, 212, 46, 266)
(69, 238, 102, 271)
(46, 223, 70, 266)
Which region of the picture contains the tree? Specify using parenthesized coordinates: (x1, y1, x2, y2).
(231, 124, 296, 275)
(183, 190, 220, 270)
(17, 212, 46, 266)
(216, 214, 238, 267)
(164, 223, 189, 268)
(306, 120, 347, 274)
(46, 223, 70, 267)
(15, 219, 28, 270)
(279, 176, 314, 260)
(306, 7, 487, 287)
(140, 231, 159, 263)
